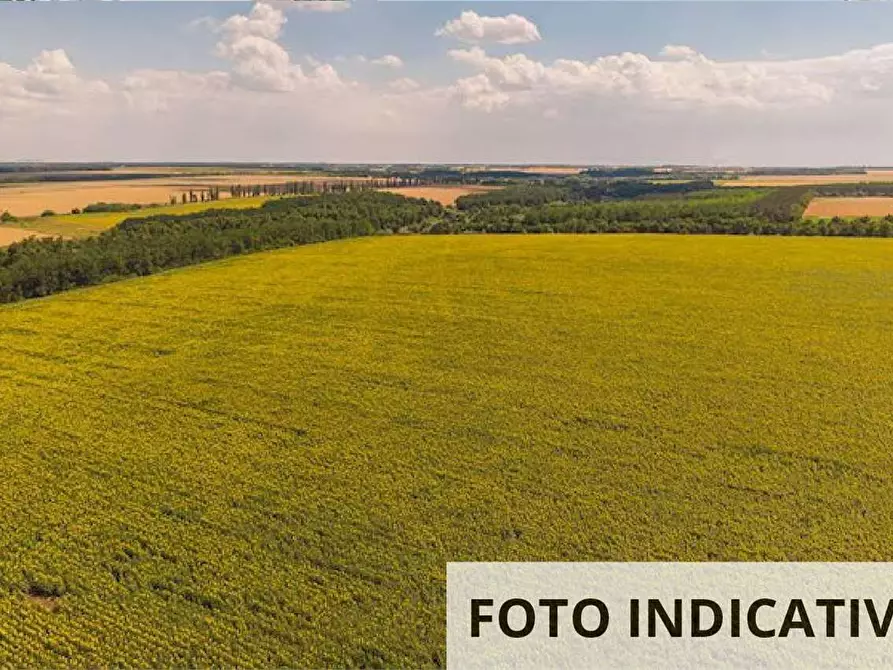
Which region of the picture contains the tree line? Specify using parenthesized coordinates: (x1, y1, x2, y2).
(6, 184, 893, 305)
(455, 180, 718, 209)
(0, 192, 441, 304)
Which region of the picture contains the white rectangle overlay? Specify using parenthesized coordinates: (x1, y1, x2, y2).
(447, 562, 893, 669)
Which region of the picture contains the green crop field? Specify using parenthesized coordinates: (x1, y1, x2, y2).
(2, 234, 893, 666)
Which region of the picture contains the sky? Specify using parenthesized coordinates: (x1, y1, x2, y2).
(2, 1, 893, 165)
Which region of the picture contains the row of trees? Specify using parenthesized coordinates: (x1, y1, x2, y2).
(454, 180, 717, 210)
(7, 183, 893, 305)
(0, 192, 441, 303)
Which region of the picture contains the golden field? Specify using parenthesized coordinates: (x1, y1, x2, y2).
(0, 175, 371, 218)
(720, 171, 893, 187)
(804, 197, 893, 218)
(4, 235, 893, 666)
(380, 185, 497, 205)
(0, 228, 47, 246)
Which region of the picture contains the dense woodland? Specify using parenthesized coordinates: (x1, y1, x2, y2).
(4, 181, 893, 304)
(455, 180, 716, 209)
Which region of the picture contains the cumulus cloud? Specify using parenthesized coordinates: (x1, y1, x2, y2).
(10, 2, 893, 165)
(389, 77, 420, 93)
(371, 54, 404, 69)
(436, 11, 541, 45)
(213, 2, 345, 93)
(452, 74, 511, 112)
(0, 49, 109, 118)
(279, 0, 352, 12)
(445, 44, 884, 111)
(123, 70, 231, 113)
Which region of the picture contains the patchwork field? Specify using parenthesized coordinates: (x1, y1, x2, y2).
(3, 235, 893, 666)
(804, 196, 893, 218)
(0, 175, 368, 218)
(380, 185, 496, 205)
(720, 171, 893, 187)
(0, 196, 277, 240)
(462, 165, 584, 175)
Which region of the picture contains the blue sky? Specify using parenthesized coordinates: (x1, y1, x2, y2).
(2, 1, 893, 164)
(5, 2, 893, 74)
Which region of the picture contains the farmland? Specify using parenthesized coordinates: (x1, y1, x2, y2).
(0, 175, 366, 218)
(1, 196, 277, 240)
(804, 197, 893, 219)
(3, 234, 893, 666)
(0, 228, 46, 246)
(719, 171, 893, 187)
(380, 185, 496, 205)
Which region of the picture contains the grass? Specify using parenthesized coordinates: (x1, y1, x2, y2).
(2, 197, 276, 239)
(2, 234, 893, 665)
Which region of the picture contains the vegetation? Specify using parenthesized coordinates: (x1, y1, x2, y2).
(9, 183, 893, 304)
(812, 183, 893, 197)
(2, 197, 280, 239)
(3, 235, 893, 666)
(0, 193, 440, 302)
(454, 180, 716, 209)
(82, 202, 150, 214)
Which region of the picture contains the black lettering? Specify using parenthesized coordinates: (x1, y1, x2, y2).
(630, 599, 640, 638)
(471, 599, 493, 638)
(864, 600, 893, 637)
(499, 599, 535, 638)
(573, 599, 609, 638)
(816, 599, 845, 637)
(648, 599, 683, 637)
(730, 599, 740, 638)
(779, 599, 815, 638)
(539, 599, 568, 638)
(747, 599, 776, 638)
(691, 599, 723, 637)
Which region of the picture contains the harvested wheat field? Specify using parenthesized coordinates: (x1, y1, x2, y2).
(462, 165, 584, 175)
(0, 227, 47, 246)
(804, 197, 893, 218)
(720, 171, 893, 187)
(381, 185, 496, 205)
(0, 175, 373, 217)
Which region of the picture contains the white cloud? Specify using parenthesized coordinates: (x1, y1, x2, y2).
(452, 74, 511, 112)
(123, 70, 230, 113)
(371, 54, 404, 69)
(212, 2, 345, 93)
(446, 44, 876, 111)
(0, 49, 109, 118)
(436, 11, 541, 45)
(277, 0, 352, 12)
(389, 77, 420, 93)
(10, 3, 893, 166)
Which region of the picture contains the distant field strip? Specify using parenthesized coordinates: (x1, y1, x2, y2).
(720, 171, 893, 187)
(380, 185, 497, 205)
(3, 236, 893, 666)
(2, 196, 276, 240)
(0, 175, 358, 217)
(804, 197, 893, 218)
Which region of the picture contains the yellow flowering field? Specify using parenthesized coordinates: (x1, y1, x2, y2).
(2, 234, 893, 666)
